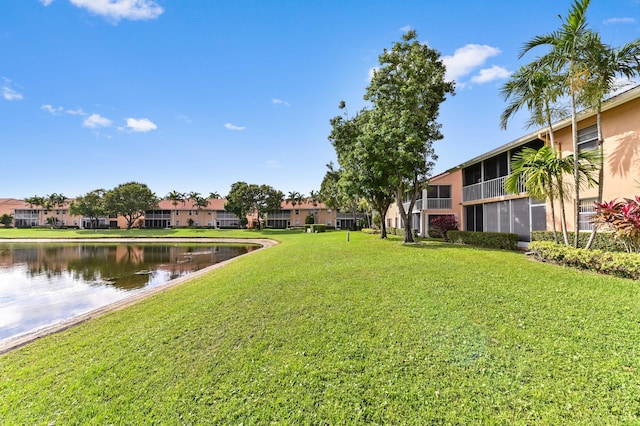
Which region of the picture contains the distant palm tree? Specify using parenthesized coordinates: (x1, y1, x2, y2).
(208, 191, 221, 200)
(166, 190, 184, 226)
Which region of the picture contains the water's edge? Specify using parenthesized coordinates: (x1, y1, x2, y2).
(0, 238, 278, 355)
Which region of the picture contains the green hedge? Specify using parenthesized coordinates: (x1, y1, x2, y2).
(305, 224, 327, 233)
(531, 231, 627, 252)
(529, 241, 640, 280)
(448, 231, 519, 251)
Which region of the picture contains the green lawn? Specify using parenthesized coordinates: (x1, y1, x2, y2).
(1, 229, 639, 424)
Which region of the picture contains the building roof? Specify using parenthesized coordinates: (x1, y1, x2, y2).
(452, 84, 640, 170)
(156, 198, 227, 210)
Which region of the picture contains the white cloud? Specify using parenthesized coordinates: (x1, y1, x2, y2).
(66, 108, 87, 116)
(41, 104, 63, 114)
(83, 113, 112, 128)
(225, 122, 246, 131)
(2, 78, 23, 101)
(272, 98, 290, 107)
(399, 25, 413, 32)
(470, 65, 512, 84)
(442, 44, 501, 82)
(604, 17, 636, 25)
(124, 117, 157, 132)
(68, 0, 164, 23)
(39, 0, 54, 5)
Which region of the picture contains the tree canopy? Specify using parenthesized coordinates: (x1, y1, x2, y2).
(328, 30, 454, 242)
(224, 182, 284, 229)
(103, 182, 159, 230)
(70, 189, 107, 229)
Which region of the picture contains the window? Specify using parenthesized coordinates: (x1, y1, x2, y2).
(463, 163, 482, 186)
(483, 152, 508, 180)
(578, 125, 598, 152)
(579, 198, 597, 231)
(427, 185, 451, 199)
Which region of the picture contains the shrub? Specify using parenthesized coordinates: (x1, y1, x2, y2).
(593, 197, 640, 253)
(429, 215, 458, 242)
(305, 214, 315, 225)
(361, 228, 379, 235)
(531, 231, 628, 252)
(529, 241, 640, 279)
(448, 231, 519, 250)
(306, 224, 326, 233)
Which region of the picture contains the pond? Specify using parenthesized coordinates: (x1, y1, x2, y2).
(0, 242, 259, 346)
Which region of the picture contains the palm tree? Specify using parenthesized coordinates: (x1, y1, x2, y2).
(579, 36, 640, 248)
(505, 146, 572, 243)
(286, 191, 300, 209)
(500, 60, 570, 243)
(520, 0, 598, 247)
(500, 60, 567, 148)
(506, 146, 599, 245)
(166, 190, 184, 207)
(208, 191, 221, 200)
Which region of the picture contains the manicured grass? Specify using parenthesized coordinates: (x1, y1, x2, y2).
(1, 230, 639, 423)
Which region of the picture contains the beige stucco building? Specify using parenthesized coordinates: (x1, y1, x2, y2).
(389, 85, 640, 241)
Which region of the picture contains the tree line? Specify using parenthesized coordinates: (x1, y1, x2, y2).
(16, 182, 334, 230)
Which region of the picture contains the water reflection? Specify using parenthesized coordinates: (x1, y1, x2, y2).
(0, 243, 257, 344)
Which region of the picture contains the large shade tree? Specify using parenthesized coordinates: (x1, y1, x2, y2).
(364, 30, 454, 243)
(328, 107, 395, 238)
(70, 189, 106, 229)
(225, 182, 283, 229)
(103, 182, 159, 230)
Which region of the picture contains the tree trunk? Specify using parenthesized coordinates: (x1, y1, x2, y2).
(585, 107, 604, 250)
(571, 91, 580, 248)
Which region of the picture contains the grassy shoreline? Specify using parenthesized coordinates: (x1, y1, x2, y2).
(1, 229, 639, 423)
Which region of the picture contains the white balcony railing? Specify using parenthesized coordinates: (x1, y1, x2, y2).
(425, 198, 452, 210)
(462, 176, 525, 202)
(402, 199, 423, 213)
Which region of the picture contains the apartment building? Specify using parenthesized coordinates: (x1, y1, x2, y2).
(389, 85, 640, 241)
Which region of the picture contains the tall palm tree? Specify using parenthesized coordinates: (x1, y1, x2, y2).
(500, 60, 570, 243)
(500, 60, 567, 148)
(579, 35, 640, 248)
(520, 0, 598, 247)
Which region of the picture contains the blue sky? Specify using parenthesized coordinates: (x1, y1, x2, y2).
(2, 0, 640, 200)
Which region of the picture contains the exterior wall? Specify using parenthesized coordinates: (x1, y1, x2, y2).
(423, 169, 463, 234)
(551, 94, 640, 232)
(268, 202, 338, 228)
(455, 86, 640, 241)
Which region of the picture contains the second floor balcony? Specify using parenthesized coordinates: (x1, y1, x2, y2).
(463, 176, 525, 202)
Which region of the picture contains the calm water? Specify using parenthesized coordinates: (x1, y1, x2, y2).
(0, 242, 258, 344)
